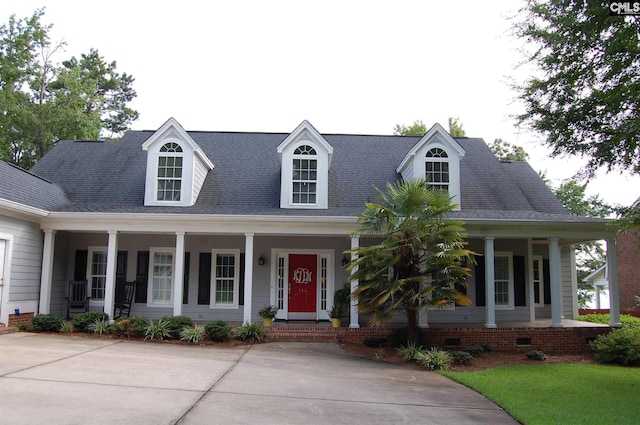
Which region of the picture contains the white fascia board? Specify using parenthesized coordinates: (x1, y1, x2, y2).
(277, 120, 334, 166)
(396, 122, 465, 173)
(0, 199, 49, 221)
(41, 212, 358, 235)
(463, 218, 613, 241)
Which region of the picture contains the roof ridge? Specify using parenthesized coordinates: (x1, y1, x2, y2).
(7, 162, 54, 184)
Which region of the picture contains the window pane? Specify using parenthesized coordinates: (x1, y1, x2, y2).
(152, 252, 173, 304)
(215, 254, 236, 304)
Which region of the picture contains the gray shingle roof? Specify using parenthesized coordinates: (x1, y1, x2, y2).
(26, 129, 575, 221)
(0, 161, 68, 211)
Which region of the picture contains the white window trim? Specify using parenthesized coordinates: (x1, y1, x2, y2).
(425, 148, 450, 192)
(144, 139, 195, 207)
(494, 252, 515, 310)
(156, 144, 185, 202)
(87, 246, 107, 306)
(291, 146, 319, 206)
(210, 249, 240, 309)
(533, 255, 545, 307)
(147, 247, 176, 308)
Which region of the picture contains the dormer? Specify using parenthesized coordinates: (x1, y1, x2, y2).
(142, 118, 214, 207)
(396, 123, 465, 210)
(277, 120, 333, 209)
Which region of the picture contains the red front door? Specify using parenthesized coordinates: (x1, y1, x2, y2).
(288, 254, 317, 312)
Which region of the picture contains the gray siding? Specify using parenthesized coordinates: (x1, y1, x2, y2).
(0, 215, 42, 303)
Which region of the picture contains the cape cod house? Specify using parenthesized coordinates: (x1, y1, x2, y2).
(0, 118, 623, 347)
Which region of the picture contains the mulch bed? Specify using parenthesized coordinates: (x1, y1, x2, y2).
(338, 342, 597, 371)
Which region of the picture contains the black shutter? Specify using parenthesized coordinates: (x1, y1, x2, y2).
(198, 252, 212, 305)
(183, 252, 190, 305)
(543, 259, 551, 305)
(514, 256, 526, 306)
(74, 250, 88, 281)
(135, 251, 149, 303)
(239, 253, 245, 306)
(116, 251, 128, 287)
(475, 258, 486, 307)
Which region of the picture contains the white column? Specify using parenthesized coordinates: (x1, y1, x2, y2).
(484, 237, 496, 328)
(606, 238, 621, 327)
(173, 232, 185, 317)
(527, 239, 536, 322)
(549, 237, 563, 327)
(38, 229, 56, 314)
(103, 231, 119, 320)
(349, 236, 360, 329)
(243, 233, 254, 323)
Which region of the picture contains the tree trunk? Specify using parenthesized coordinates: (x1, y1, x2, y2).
(406, 306, 420, 345)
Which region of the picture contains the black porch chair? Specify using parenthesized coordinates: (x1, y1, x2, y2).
(66, 280, 90, 319)
(114, 280, 136, 320)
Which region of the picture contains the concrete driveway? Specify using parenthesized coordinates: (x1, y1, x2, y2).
(0, 333, 518, 425)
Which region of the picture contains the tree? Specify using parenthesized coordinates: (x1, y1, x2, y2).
(512, 1, 640, 175)
(393, 117, 466, 137)
(489, 138, 529, 161)
(553, 179, 613, 308)
(347, 180, 474, 344)
(393, 120, 427, 136)
(447, 117, 465, 137)
(0, 10, 138, 168)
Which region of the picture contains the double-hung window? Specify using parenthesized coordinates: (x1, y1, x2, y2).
(88, 248, 107, 302)
(157, 142, 183, 202)
(533, 256, 545, 306)
(212, 250, 239, 308)
(149, 249, 175, 305)
(425, 148, 449, 191)
(494, 253, 514, 308)
(292, 145, 317, 204)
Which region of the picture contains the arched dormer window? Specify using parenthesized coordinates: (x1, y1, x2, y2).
(157, 142, 184, 201)
(292, 145, 318, 204)
(425, 148, 449, 191)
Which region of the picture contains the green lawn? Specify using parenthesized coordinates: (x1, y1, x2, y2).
(441, 364, 640, 425)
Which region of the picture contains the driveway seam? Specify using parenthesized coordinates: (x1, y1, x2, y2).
(0, 339, 123, 378)
(207, 390, 506, 412)
(173, 343, 253, 425)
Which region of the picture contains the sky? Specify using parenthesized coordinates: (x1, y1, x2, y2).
(2, 0, 639, 207)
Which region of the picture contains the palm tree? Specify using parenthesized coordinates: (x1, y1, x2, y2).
(347, 179, 474, 344)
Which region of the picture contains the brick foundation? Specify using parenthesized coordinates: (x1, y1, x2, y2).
(425, 326, 610, 354)
(8, 312, 35, 329)
(265, 324, 611, 354)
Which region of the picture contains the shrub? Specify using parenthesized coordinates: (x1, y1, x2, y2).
(204, 320, 231, 342)
(589, 327, 640, 366)
(374, 347, 386, 358)
(32, 314, 65, 332)
(387, 327, 426, 348)
(180, 325, 205, 344)
(416, 347, 452, 370)
(15, 322, 29, 331)
(450, 350, 475, 365)
(127, 316, 151, 338)
(363, 337, 388, 347)
(578, 313, 640, 328)
(72, 312, 108, 333)
(59, 322, 73, 333)
(88, 319, 110, 335)
(144, 319, 172, 340)
(161, 315, 194, 339)
(234, 322, 265, 343)
(464, 344, 489, 358)
(526, 350, 548, 361)
(397, 343, 425, 362)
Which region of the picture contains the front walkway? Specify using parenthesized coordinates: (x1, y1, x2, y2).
(0, 333, 518, 425)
